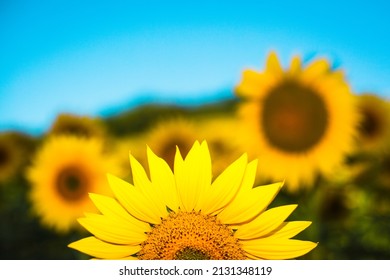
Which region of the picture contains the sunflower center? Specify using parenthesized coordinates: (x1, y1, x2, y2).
(261, 80, 328, 153)
(138, 211, 245, 260)
(175, 247, 211, 260)
(56, 166, 89, 201)
(66, 125, 88, 136)
(0, 145, 10, 168)
(360, 108, 381, 139)
(61, 123, 92, 137)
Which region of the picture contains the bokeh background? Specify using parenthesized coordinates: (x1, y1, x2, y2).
(1, 0, 390, 259)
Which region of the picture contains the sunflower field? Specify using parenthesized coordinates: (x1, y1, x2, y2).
(1, 52, 390, 260)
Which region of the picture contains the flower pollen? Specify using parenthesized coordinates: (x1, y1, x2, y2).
(139, 211, 246, 260)
(0, 145, 10, 168)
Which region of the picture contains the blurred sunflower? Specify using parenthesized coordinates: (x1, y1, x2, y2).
(235, 52, 359, 191)
(198, 117, 243, 176)
(27, 135, 114, 233)
(145, 118, 200, 170)
(48, 113, 106, 139)
(0, 132, 35, 183)
(0, 134, 22, 183)
(69, 141, 317, 260)
(355, 93, 390, 155)
(110, 136, 146, 182)
(316, 185, 351, 223)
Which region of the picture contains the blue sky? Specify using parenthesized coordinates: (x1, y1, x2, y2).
(1, 0, 389, 135)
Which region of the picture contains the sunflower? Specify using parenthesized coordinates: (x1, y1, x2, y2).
(110, 136, 146, 182)
(69, 141, 317, 260)
(27, 135, 114, 233)
(235, 52, 359, 191)
(316, 184, 352, 223)
(0, 131, 35, 183)
(48, 113, 106, 139)
(355, 93, 390, 155)
(144, 118, 200, 170)
(197, 117, 243, 176)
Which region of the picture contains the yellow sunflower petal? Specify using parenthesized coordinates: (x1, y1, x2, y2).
(270, 221, 312, 239)
(79, 213, 147, 245)
(302, 58, 330, 82)
(68, 236, 140, 259)
(89, 193, 150, 232)
(235, 70, 275, 98)
(245, 254, 265, 260)
(147, 147, 179, 212)
(194, 141, 213, 211)
(218, 181, 283, 224)
(289, 55, 302, 75)
(266, 51, 283, 75)
(238, 159, 258, 192)
(116, 256, 138, 260)
(107, 174, 162, 224)
(241, 238, 317, 260)
(201, 153, 248, 215)
(175, 141, 212, 211)
(174, 144, 192, 211)
(129, 154, 168, 218)
(235, 205, 297, 239)
(90, 256, 139, 260)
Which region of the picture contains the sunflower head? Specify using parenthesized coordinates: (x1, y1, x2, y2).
(355, 93, 390, 155)
(0, 131, 36, 183)
(235, 52, 359, 191)
(197, 117, 243, 176)
(144, 118, 200, 170)
(109, 136, 146, 182)
(27, 135, 114, 233)
(0, 136, 19, 183)
(69, 140, 317, 260)
(317, 186, 351, 222)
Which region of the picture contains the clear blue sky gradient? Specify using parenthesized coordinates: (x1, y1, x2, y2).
(1, 0, 389, 134)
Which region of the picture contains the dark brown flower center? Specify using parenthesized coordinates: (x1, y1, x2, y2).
(56, 166, 89, 201)
(57, 123, 92, 137)
(0, 145, 10, 168)
(261, 80, 328, 153)
(359, 108, 382, 140)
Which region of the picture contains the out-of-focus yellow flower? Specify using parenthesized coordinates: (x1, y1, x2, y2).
(69, 141, 317, 260)
(355, 93, 390, 155)
(235, 52, 359, 191)
(109, 136, 146, 182)
(197, 117, 243, 176)
(27, 135, 114, 233)
(0, 131, 35, 183)
(143, 118, 199, 170)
